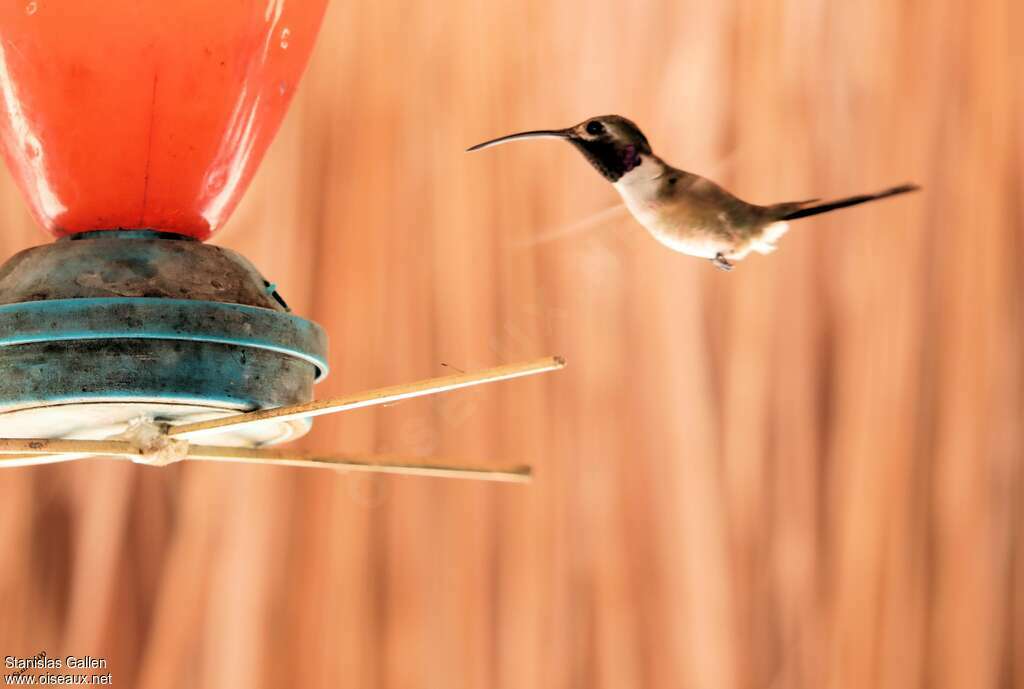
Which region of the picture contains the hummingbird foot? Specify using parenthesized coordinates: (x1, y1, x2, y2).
(711, 253, 734, 272)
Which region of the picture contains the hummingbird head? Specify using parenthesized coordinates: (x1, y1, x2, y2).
(467, 115, 653, 182)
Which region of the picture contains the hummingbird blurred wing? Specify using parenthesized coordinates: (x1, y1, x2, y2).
(505, 203, 631, 249)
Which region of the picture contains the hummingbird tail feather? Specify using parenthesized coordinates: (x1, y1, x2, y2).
(775, 184, 920, 221)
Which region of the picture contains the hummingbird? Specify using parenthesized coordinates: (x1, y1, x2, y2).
(468, 115, 919, 271)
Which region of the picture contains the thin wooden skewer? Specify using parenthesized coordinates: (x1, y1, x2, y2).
(0, 451, 97, 467)
(167, 355, 566, 440)
(0, 438, 531, 483)
(0, 438, 142, 457)
(184, 446, 532, 483)
(0, 438, 134, 467)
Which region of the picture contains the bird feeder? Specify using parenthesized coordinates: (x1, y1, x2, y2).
(0, 0, 562, 479)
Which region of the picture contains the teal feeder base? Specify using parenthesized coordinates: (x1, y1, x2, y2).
(0, 231, 328, 447)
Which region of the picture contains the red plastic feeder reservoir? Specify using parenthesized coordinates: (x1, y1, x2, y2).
(0, 0, 328, 239)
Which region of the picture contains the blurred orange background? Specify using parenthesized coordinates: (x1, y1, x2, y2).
(1, 0, 1022, 687)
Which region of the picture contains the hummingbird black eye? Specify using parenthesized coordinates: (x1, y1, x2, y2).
(586, 121, 605, 136)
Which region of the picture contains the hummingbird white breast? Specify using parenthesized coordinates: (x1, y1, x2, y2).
(613, 155, 785, 260)
(613, 157, 732, 259)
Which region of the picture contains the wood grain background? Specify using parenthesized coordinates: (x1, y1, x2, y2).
(1, 0, 1021, 687)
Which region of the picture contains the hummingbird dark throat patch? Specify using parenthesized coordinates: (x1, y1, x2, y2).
(572, 140, 643, 182)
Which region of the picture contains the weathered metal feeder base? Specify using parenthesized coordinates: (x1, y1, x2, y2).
(0, 231, 328, 447)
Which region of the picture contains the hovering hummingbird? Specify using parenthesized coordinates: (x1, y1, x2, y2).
(468, 115, 919, 271)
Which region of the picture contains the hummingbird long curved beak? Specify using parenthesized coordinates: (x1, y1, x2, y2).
(466, 129, 574, 152)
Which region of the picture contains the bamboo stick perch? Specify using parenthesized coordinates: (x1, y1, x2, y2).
(183, 446, 531, 483)
(0, 438, 142, 457)
(167, 355, 565, 440)
(0, 438, 531, 483)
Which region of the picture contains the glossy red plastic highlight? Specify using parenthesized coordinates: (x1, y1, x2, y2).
(0, 0, 328, 240)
